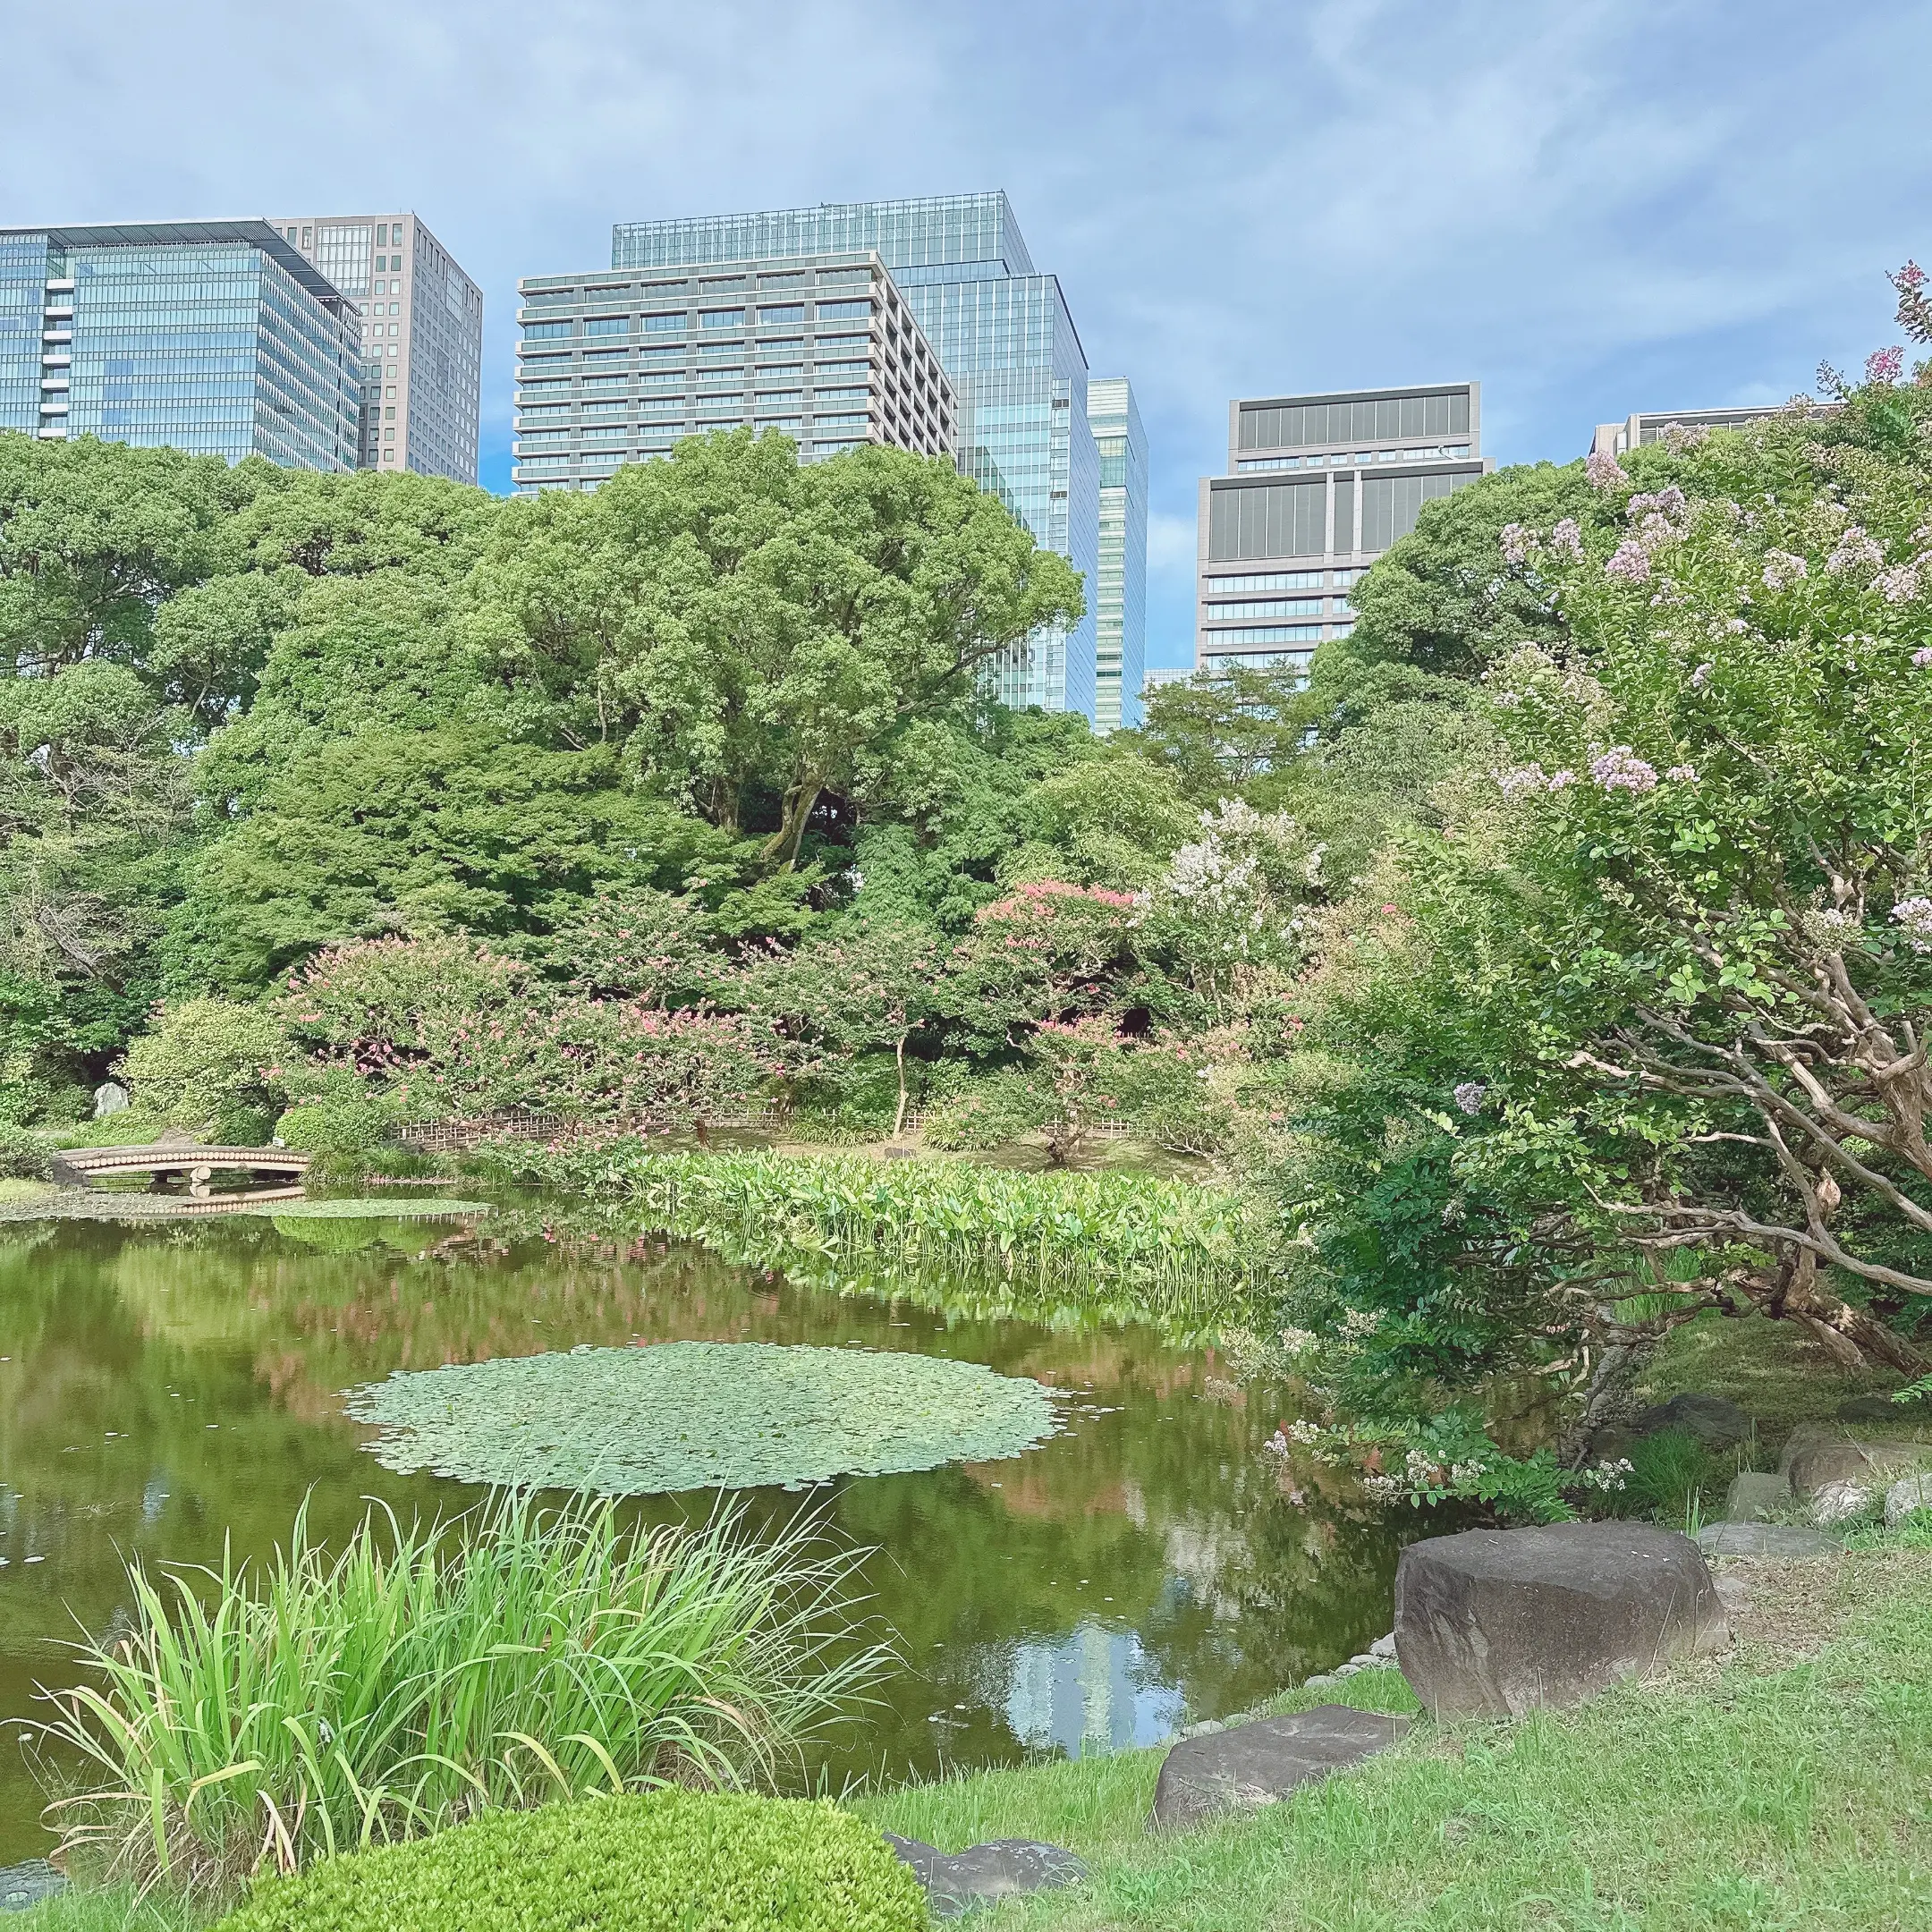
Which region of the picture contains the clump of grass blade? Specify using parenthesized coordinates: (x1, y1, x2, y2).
(23, 1490, 884, 1908)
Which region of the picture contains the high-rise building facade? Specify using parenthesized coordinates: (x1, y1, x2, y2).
(1087, 377, 1147, 733)
(612, 194, 1101, 721)
(1196, 383, 1490, 678)
(0, 221, 360, 470)
(268, 212, 482, 482)
(510, 250, 953, 494)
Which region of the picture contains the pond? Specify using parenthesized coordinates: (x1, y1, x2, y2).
(0, 1203, 1402, 1861)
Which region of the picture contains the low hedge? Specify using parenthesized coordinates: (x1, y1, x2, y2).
(215, 1792, 928, 1932)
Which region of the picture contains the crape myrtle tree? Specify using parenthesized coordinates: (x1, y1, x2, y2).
(1280, 335, 1932, 1462)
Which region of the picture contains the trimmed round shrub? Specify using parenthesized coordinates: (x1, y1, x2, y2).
(215, 1792, 928, 1932)
(0, 1121, 51, 1181)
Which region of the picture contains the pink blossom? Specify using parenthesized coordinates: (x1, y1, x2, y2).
(1549, 518, 1584, 558)
(1866, 346, 1905, 386)
(1665, 764, 1699, 784)
(1498, 522, 1530, 566)
(1606, 538, 1652, 583)
(1690, 662, 1714, 690)
(1585, 449, 1626, 492)
(1590, 747, 1659, 794)
(1913, 647, 1932, 668)
(1877, 565, 1922, 604)
(1453, 1080, 1486, 1115)
(1824, 525, 1884, 576)
(1761, 551, 1808, 591)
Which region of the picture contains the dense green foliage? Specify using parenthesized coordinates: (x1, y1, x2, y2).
(346, 1340, 1061, 1492)
(492, 1144, 1258, 1326)
(214, 1793, 927, 1932)
(29, 1490, 880, 1901)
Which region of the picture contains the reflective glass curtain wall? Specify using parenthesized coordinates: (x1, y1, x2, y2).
(1087, 377, 1147, 733)
(614, 195, 1101, 720)
(0, 224, 359, 470)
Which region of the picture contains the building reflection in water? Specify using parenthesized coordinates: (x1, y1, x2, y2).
(997, 1620, 1185, 1756)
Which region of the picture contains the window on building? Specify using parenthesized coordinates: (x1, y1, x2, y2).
(522, 320, 571, 340)
(699, 309, 745, 328)
(1207, 480, 1326, 561)
(1360, 470, 1478, 554)
(817, 300, 872, 320)
(757, 304, 804, 325)
(585, 317, 630, 336)
(641, 313, 684, 334)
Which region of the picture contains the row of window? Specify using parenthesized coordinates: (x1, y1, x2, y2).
(521, 299, 872, 341)
(1236, 445, 1470, 472)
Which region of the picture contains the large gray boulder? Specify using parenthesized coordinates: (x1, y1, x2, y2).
(1629, 1393, 1753, 1445)
(1779, 1425, 1932, 1499)
(1724, 1471, 1791, 1522)
(1698, 1521, 1840, 1557)
(884, 1835, 1085, 1919)
(1394, 1523, 1726, 1718)
(1885, 1474, 1932, 1528)
(1148, 1706, 1410, 1830)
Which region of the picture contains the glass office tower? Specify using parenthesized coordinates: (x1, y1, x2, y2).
(267, 212, 483, 481)
(1087, 377, 1147, 733)
(1195, 383, 1490, 679)
(613, 193, 1101, 720)
(0, 222, 360, 470)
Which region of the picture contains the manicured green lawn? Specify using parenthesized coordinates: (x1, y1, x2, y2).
(859, 1536, 1932, 1930)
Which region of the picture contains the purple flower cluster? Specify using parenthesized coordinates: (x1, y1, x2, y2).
(1628, 487, 1687, 521)
(1549, 517, 1584, 557)
(1893, 896, 1932, 953)
(1913, 646, 1932, 668)
(1690, 662, 1714, 690)
(1761, 551, 1809, 592)
(1590, 747, 1659, 793)
(1585, 449, 1627, 492)
(1453, 1080, 1487, 1115)
(1825, 525, 1885, 576)
(1878, 565, 1923, 605)
(1665, 763, 1699, 783)
(1499, 521, 1531, 566)
(1867, 346, 1906, 386)
(1606, 538, 1652, 583)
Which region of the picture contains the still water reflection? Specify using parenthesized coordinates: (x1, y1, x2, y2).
(0, 1210, 1400, 1859)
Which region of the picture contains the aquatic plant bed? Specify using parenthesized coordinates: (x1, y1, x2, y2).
(346, 1341, 1062, 1492)
(487, 1146, 1258, 1330)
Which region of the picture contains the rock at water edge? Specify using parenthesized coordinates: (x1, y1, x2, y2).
(1394, 1522, 1726, 1719)
(1149, 1707, 1411, 1831)
(885, 1835, 1087, 1919)
(1780, 1426, 1932, 1499)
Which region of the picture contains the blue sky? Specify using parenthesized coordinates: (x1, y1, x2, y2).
(6, 0, 1930, 668)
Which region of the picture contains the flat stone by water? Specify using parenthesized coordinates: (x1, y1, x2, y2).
(0, 1862, 64, 1912)
(1394, 1522, 1727, 1718)
(885, 1835, 1086, 1918)
(1697, 1521, 1840, 1557)
(1148, 1707, 1410, 1830)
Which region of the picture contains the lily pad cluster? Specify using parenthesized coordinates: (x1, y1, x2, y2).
(344, 1341, 1062, 1494)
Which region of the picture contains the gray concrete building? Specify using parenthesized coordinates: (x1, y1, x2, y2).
(268, 211, 483, 482)
(510, 250, 954, 494)
(1196, 382, 1490, 678)
(1087, 377, 1147, 733)
(1589, 404, 1795, 459)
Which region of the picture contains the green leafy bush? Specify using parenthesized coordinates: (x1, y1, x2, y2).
(920, 1072, 1045, 1150)
(116, 997, 290, 1143)
(213, 1791, 928, 1932)
(0, 1119, 50, 1180)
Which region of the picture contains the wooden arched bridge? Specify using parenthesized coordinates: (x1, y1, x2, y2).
(50, 1144, 310, 1212)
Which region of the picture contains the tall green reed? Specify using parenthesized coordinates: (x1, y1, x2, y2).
(25, 1491, 884, 1905)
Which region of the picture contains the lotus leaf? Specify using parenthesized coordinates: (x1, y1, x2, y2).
(344, 1342, 1062, 1494)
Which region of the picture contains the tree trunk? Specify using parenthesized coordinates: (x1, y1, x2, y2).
(893, 1029, 909, 1141)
